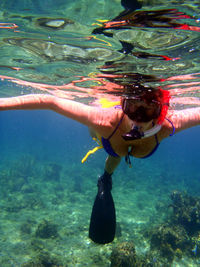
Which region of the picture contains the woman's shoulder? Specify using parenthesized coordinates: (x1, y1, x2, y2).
(159, 107, 200, 139)
(157, 110, 176, 140)
(90, 107, 123, 136)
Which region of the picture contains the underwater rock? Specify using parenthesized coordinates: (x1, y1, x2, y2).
(170, 191, 200, 235)
(35, 219, 58, 239)
(110, 241, 137, 267)
(150, 223, 192, 262)
(36, 17, 74, 30)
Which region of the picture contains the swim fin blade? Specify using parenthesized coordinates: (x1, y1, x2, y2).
(121, 0, 142, 11)
(89, 173, 116, 244)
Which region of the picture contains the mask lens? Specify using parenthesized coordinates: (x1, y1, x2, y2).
(122, 98, 160, 122)
(122, 98, 135, 116)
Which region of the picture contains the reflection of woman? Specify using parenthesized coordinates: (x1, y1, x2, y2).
(0, 86, 200, 244)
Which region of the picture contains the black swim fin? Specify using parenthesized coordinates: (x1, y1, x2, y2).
(118, 40, 134, 54)
(121, 0, 142, 11)
(113, 0, 142, 21)
(89, 171, 116, 244)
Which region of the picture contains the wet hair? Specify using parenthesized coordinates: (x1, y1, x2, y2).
(122, 85, 163, 122)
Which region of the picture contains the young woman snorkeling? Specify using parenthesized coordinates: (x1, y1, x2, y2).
(0, 83, 199, 244)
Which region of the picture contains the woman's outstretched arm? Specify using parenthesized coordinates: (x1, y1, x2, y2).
(168, 107, 200, 133)
(0, 94, 98, 126)
(0, 94, 54, 110)
(0, 94, 116, 131)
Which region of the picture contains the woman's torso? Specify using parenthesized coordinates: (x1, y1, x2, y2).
(93, 108, 173, 158)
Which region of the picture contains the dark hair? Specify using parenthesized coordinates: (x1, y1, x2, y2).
(122, 86, 163, 122)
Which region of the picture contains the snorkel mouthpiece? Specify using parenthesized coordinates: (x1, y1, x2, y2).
(122, 126, 144, 141)
(122, 124, 162, 141)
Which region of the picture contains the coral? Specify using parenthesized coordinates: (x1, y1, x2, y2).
(44, 163, 62, 181)
(73, 174, 83, 193)
(150, 223, 192, 261)
(5, 198, 27, 212)
(4, 194, 44, 212)
(170, 191, 200, 235)
(110, 241, 137, 267)
(20, 221, 33, 235)
(11, 154, 37, 183)
(30, 238, 45, 252)
(22, 251, 66, 267)
(146, 191, 200, 262)
(27, 196, 45, 210)
(35, 220, 58, 239)
(22, 262, 43, 267)
(0, 155, 37, 193)
(21, 184, 34, 193)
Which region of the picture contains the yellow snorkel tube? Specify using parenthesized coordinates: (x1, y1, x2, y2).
(81, 98, 121, 163)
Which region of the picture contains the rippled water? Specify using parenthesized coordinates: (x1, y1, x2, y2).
(0, 0, 199, 107)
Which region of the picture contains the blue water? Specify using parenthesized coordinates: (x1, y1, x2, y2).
(0, 0, 200, 266)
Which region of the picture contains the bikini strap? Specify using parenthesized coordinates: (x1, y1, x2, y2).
(165, 118, 175, 136)
(107, 113, 125, 140)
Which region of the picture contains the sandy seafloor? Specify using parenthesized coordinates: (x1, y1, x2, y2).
(0, 109, 199, 266)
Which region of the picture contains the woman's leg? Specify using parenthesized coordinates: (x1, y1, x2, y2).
(105, 155, 121, 174)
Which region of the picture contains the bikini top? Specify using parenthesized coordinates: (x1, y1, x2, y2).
(101, 113, 125, 158)
(81, 116, 175, 165)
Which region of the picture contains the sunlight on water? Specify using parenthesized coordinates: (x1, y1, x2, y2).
(0, 0, 199, 106)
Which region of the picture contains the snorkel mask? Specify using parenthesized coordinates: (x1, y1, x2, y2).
(121, 89, 170, 141)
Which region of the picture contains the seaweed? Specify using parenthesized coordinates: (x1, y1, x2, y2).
(110, 242, 137, 267)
